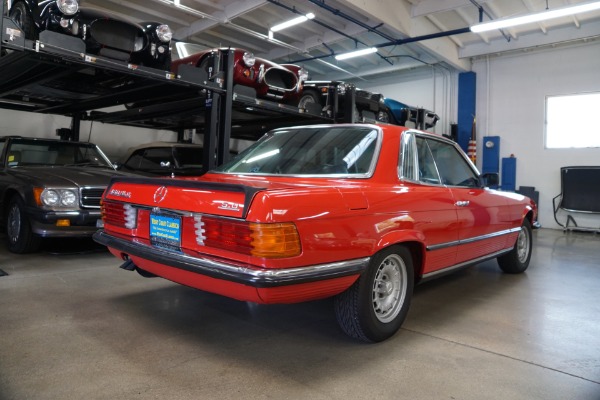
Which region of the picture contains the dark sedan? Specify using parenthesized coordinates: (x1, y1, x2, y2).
(0, 136, 132, 253)
(7, 0, 172, 69)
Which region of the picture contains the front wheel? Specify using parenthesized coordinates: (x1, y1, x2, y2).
(334, 245, 414, 342)
(6, 196, 40, 253)
(497, 219, 532, 274)
(9, 1, 37, 40)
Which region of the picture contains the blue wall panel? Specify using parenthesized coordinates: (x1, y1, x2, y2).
(457, 72, 476, 153)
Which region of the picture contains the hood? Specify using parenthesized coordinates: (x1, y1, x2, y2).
(77, 7, 144, 30)
(10, 166, 131, 187)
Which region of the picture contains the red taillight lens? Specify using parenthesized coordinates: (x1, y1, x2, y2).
(101, 201, 137, 229)
(196, 215, 301, 258)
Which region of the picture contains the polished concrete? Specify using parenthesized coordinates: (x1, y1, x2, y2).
(0, 229, 599, 400)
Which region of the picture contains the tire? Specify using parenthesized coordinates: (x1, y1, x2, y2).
(6, 196, 40, 254)
(497, 219, 532, 274)
(334, 245, 414, 342)
(9, 2, 37, 40)
(377, 110, 391, 123)
(297, 91, 321, 110)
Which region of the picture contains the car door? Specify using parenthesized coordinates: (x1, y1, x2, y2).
(425, 137, 512, 264)
(403, 134, 459, 274)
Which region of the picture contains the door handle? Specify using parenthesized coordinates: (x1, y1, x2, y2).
(455, 201, 470, 207)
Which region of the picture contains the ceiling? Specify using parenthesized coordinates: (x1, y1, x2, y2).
(83, 0, 600, 82)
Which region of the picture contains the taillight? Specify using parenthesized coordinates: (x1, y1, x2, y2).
(102, 201, 137, 229)
(195, 215, 301, 258)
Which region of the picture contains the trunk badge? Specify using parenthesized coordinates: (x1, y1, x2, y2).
(153, 186, 168, 204)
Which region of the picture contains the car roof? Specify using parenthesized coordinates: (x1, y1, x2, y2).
(0, 136, 96, 145)
(126, 142, 203, 151)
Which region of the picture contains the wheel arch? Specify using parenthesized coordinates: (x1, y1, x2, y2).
(375, 231, 426, 284)
(0, 188, 23, 223)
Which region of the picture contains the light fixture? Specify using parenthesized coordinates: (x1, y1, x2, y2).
(270, 12, 315, 32)
(471, 1, 600, 33)
(174, 0, 180, 5)
(335, 47, 378, 61)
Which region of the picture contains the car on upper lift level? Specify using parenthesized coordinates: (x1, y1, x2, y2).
(0, 136, 133, 253)
(171, 47, 308, 105)
(94, 123, 537, 342)
(5, 0, 173, 69)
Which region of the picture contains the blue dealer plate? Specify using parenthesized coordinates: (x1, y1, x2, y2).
(150, 214, 182, 251)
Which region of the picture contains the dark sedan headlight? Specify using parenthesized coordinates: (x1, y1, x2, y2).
(56, 0, 79, 16)
(243, 52, 256, 67)
(38, 188, 79, 207)
(156, 24, 173, 43)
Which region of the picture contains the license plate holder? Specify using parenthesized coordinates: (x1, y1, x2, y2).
(150, 213, 181, 251)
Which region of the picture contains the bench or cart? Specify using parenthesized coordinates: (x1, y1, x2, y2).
(553, 166, 600, 232)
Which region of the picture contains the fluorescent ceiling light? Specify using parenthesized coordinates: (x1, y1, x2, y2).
(174, 0, 180, 5)
(270, 13, 315, 32)
(335, 47, 378, 61)
(471, 1, 600, 33)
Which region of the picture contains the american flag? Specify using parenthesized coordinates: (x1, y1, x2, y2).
(467, 116, 476, 163)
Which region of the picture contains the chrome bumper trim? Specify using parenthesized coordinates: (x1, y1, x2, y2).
(93, 231, 369, 288)
(426, 227, 521, 252)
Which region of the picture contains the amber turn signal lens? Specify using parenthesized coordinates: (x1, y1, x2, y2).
(249, 223, 301, 258)
(56, 219, 71, 227)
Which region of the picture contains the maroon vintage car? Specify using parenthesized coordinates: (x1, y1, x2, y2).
(171, 48, 308, 104)
(95, 124, 537, 342)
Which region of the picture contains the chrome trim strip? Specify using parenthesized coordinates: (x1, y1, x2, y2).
(93, 231, 369, 288)
(421, 248, 512, 281)
(426, 227, 521, 251)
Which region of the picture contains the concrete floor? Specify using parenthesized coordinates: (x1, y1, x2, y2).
(0, 228, 599, 400)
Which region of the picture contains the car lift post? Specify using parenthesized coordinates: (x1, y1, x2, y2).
(217, 49, 233, 166)
(0, 1, 5, 55)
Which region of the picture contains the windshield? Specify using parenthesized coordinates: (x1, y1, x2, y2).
(216, 126, 380, 176)
(6, 139, 113, 168)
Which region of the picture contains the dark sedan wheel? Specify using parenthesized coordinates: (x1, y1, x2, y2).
(334, 245, 414, 342)
(9, 2, 36, 40)
(497, 219, 532, 274)
(6, 196, 40, 253)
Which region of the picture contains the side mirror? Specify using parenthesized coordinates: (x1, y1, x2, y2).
(482, 172, 499, 188)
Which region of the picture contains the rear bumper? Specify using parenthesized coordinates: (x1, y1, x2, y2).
(93, 230, 369, 288)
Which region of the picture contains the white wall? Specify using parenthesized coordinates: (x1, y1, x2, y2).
(0, 110, 178, 162)
(473, 41, 600, 229)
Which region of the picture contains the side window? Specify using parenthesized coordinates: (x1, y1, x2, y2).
(427, 139, 480, 187)
(416, 137, 441, 184)
(400, 132, 417, 180)
(123, 150, 145, 170)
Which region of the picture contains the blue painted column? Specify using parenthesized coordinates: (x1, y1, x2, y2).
(457, 72, 476, 153)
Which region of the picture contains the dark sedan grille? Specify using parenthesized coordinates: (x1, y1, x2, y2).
(90, 20, 144, 52)
(81, 188, 105, 209)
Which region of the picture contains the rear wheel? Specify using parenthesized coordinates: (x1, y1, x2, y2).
(497, 219, 532, 274)
(297, 91, 321, 110)
(9, 2, 37, 40)
(6, 196, 40, 253)
(334, 245, 414, 342)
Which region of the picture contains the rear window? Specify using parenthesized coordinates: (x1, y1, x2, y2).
(216, 126, 380, 176)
